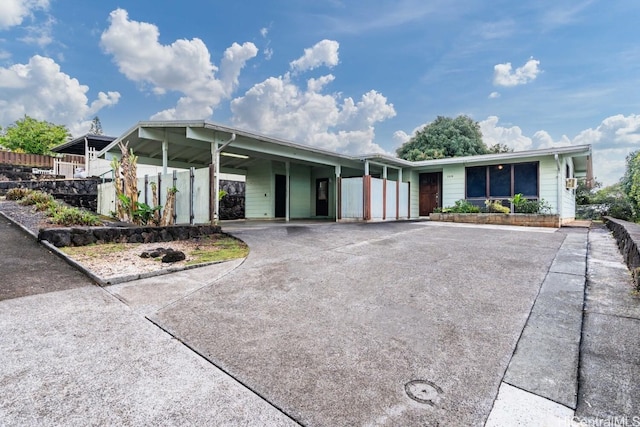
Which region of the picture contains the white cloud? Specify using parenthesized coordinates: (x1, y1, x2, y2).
(493, 58, 541, 87)
(488, 91, 500, 99)
(230, 71, 395, 154)
(290, 39, 339, 73)
(479, 116, 533, 151)
(531, 130, 572, 148)
(0, 55, 120, 135)
(100, 8, 257, 120)
(18, 14, 54, 47)
(260, 27, 268, 38)
(0, 0, 48, 30)
(264, 47, 273, 60)
(479, 114, 640, 185)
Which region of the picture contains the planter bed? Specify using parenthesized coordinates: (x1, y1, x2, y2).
(430, 212, 560, 228)
(39, 224, 222, 247)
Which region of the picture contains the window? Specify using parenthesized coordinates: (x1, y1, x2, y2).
(514, 163, 538, 196)
(466, 166, 486, 197)
(466, 162, 538, 199)
(489, 165, 510, 197)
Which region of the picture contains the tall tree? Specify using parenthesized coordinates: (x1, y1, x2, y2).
(0, 116, 70, 155)
(621, 149, 640, 216)
(89, 116, 103, 135)
(396, 115, 488, 161)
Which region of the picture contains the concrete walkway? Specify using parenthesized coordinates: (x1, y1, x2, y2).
(0, 216, 297, 426)
(1, 214, 638, 426)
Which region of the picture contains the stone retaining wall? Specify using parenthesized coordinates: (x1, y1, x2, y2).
(39, 224, 222, 247)
(429, 212, 560, 228)
(220, 180, 245, 220)
(604, 216, 640, 289)
(0, 178, 98, 211)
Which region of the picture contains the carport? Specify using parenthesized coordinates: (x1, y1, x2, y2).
(97, 120, 412, 223)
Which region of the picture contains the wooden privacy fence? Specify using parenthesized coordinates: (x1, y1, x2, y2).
(0, 151, 53, 167)
(0, 151, 85, 170)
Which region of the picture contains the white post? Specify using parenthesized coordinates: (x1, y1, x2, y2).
(84, 137, 89, 174)
(285, 161, 290, 222)
(335, 164, 341, 222)
(162, 138, 168, 175)
(212, 141, 219, 223)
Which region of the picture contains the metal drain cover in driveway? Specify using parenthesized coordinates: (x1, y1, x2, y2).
(405, 380, 443, 406)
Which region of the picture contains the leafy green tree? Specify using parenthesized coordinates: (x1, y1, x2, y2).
(487, 143, 513, 154)
(622, 150, 640, 216)
(396, 115, 488, 161)
(0, 116, 70, 155)
(576, 179, 601, 205)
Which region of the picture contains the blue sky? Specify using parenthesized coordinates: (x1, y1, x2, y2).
(1, 1, 639, 185)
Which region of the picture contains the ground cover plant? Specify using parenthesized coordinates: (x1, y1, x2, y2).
(6, 188, 102, 226)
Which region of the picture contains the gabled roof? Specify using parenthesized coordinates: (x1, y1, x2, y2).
(52, 134, 116, 155)
(97, 120, 592, 176)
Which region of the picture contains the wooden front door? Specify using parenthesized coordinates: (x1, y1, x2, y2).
(419, 172, 441, 216)
(316, 178, 329, 216)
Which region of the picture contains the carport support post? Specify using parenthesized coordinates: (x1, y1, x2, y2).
(211, 141, 219, 224)
(162, 135, 168, 175)
(335, 165, 341, 221)
(211, 133, 236, 225)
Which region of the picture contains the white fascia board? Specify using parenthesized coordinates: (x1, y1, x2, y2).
(410, 145, 592, 167)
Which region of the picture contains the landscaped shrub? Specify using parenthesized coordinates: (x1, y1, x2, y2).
(484, 200, 510, 214)
(5, 187, 33, 200)
(18, 190, 54, 206)
(34, 199, 57, 212)
(510, 193, 552, 214)
(47, 204, 101, 226)
(5, 187, 102, 227)
(443, 199, 481, 213)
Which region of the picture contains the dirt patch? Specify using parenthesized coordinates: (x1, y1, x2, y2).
(60, 236, 248, 280)
(0, 199, 247, 281)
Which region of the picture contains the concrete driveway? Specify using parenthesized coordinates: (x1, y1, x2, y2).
(151, 221, 566, 426)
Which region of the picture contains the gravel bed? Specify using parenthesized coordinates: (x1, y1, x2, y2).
(0, 200, 52, 235)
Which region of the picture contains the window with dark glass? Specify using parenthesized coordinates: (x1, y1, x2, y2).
(514, 162, 538, 196)
(466, 166, 486, 198)
(466, 162, 539, 199)
(489, 165, 510, 197)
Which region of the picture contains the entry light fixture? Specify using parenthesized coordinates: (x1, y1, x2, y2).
(221, 152, 249, 159)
